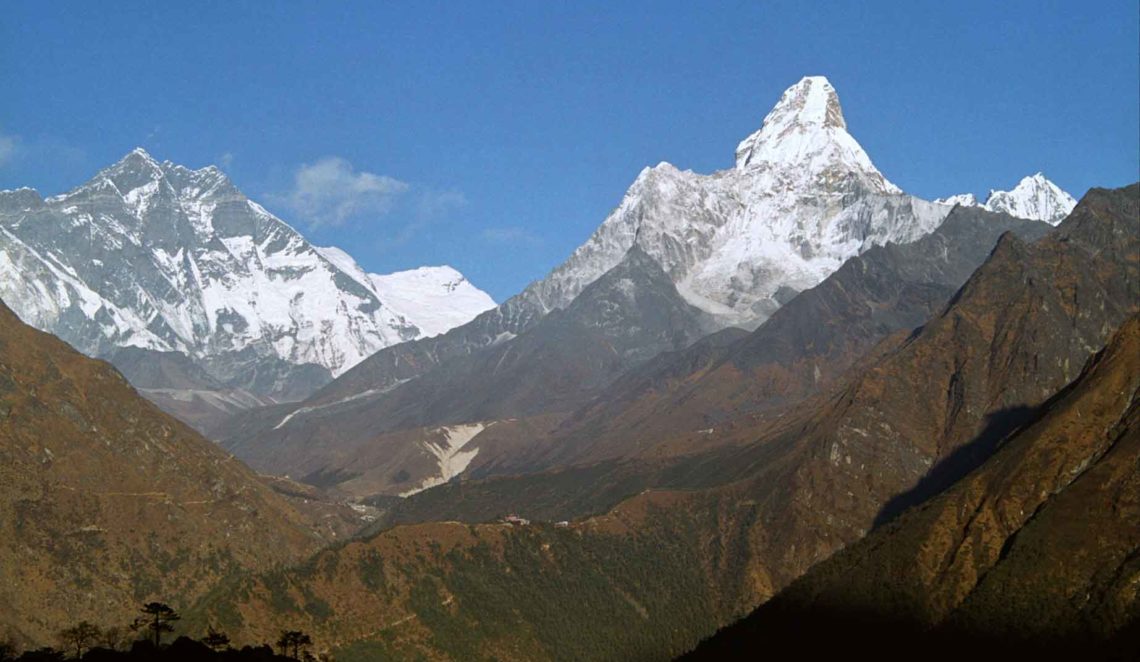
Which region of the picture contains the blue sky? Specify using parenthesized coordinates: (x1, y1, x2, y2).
(2, 1, 1137, 301)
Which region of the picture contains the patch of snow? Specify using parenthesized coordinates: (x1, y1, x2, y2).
(933, 193, 980, 208)
(399, 423, 487, 497)
(273, 380, 412, 429)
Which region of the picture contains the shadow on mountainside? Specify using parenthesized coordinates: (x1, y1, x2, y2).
(679, 601, 1140, 661)
(873, 404, 1041, 528)
(873, 355, 1101, 529)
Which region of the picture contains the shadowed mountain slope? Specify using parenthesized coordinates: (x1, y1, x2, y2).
(683, 315, 1140, 660)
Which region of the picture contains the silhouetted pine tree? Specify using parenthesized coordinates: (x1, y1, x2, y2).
(274, 631, 312, 660)
(132, 602, 180, 648)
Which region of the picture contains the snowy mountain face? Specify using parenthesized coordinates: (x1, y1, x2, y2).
(369, 266, 495, 338)
(0, 149, 494, 401)
(304, 76, 958, 406)
(936, 173, 1076, 225)
(312, 245, 495, 339)
(509, 76, 949, 329)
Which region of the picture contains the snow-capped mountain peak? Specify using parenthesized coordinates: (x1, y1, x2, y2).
(733, 76, 901, 195)
(0, 149, 495, 400)
(507, 75, 945, 330)
(935, 173, 1076, 225)
(370, 266, 496, 338)
(313, 245, 495, 339)
(984, 172, 1076, 225)
(737, 76, 847, 166)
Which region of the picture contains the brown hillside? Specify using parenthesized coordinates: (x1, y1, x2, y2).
(0, 300, 325, 646)
(684, 314, 1140, 659)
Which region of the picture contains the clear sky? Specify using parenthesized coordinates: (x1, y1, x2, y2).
(2, 1, 1137, 301)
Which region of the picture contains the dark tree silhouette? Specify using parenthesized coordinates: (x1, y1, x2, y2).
(58, 621, 101, 658)
(275, 631, 312, 660)
(99, 625, 131, 652)
(132, 602, 180, 648)
(201, 627, 231, 651)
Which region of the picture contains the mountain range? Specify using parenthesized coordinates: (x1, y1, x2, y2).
(0, 72, 1133, 662)
(0, 150, 493, 428)
(213, 75, 1080, 501)
(185, 183, 1139, 661)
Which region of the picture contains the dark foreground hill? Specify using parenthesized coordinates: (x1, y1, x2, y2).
(3, 638, 297, 662)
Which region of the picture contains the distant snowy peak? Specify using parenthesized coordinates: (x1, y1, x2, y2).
(933, 193, 980, 208)
(370, 266, 495, 338)
(312, 248, 496, 340)
(734, 75, 901, 194)
(984, 173, 1076, 225)
(936, 173, 1076, 225)
(58, 147, 230, 201)
(46, 147, 243, 240)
